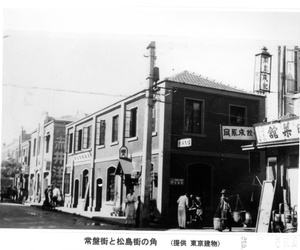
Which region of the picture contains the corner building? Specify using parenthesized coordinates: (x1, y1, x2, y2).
(63, 71, 266, 226)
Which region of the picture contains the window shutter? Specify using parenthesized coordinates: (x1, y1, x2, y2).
(82, 127, 88, 149)
(96, 119, 100, 145)
(125, 110, 131, 138)
(100, 120, 106, 145)
(75, 130, 79, 152)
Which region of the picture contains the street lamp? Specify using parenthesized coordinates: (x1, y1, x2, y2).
(254, 47, 272, 93)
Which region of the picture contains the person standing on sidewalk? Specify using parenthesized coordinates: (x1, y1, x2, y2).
(177, 192, 189, 229)
(52, 184, 61, 207)
(125, 189, 137, 226)
(218, 189, 233, 232)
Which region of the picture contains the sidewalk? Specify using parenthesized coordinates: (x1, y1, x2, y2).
(26, 202, 255, 232)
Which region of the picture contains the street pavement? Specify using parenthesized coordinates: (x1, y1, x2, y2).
(26, 201, 255, 232)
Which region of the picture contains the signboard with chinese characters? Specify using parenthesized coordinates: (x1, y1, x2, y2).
(253, 47, 272, 93)
(254, 117, 300, 144)
(221, 126, 256, 141)
(177, 138, 192, 147)
(170, 178, 184, 185)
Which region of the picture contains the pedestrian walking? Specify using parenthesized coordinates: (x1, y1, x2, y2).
(194, 194, 204, 228)
(52, 184, 61, 207)
(177, 192, 189, 229)
(125, 189, 137, 226)
(135, 196, 141, 227)
(188, 194, 196, 226)
(216, 189, 233, 232)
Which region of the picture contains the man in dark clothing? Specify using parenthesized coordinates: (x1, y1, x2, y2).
(218, 189, 233, 232)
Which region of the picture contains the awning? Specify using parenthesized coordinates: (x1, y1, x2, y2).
(114, 159, 134, 176)
(242, 140, 299, 151)
(256, 140, 299, 149)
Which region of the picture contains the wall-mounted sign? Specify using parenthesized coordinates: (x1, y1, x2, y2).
(170, 178, 184, 185)
(73, 151, 92, 162)
(255, 117, 300, 143)
(221, 126, 256, 141)
(178, 138, 192, 147)
(119, 146, 129, 159)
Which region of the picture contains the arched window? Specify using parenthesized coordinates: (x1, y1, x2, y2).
(82, 170, 89, 198)
(106, 167, 116, 201)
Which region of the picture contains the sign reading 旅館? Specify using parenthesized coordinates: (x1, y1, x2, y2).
(221, 126, 256, 141)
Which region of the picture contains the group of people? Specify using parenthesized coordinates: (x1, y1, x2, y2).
(177, 189, 233, 231)
(177, 192, 204, 229)
(124, 189, 141, 227)
(44, 184, 61, 207)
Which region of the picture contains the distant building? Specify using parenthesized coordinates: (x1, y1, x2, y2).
(63, 71, 266, 226)
(1, 129, 31, 192)
(28, 112, 77, 203)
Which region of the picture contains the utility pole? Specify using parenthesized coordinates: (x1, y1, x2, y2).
(140, 41, 156, 227)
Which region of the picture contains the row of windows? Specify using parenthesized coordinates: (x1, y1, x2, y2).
(184, 99, 247, 134)
(31, 134, 51, 157)
(28, 101, 247, 156)
(66, 100, 247, 154)
(67, 105, 157, 154)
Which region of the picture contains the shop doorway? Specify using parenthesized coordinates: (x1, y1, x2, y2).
(73, 179, 79, 208)
(187, 163, 212, 207)
(95, 178, 103, 211)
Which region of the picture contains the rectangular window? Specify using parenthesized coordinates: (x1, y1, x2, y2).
(33, 138, 36, 156)
(96, 119, 106, 146)
(184, 99, 203, 134)
(64, 173, 70, 194)
(82, 126, 92, 149)
(45, 135, 50, 153)
(67, 133, 73, 153)
(88, 126, 92, 148)
(230, 105, 246, 126)
(286, 48, 299, 93)
(37, 136, 41, 155)
(112, 115, 119, 142)
(125, 108, 138, 138)
(75, 129, 82, 151)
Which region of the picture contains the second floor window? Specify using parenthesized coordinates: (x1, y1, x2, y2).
(33, 138, 36, 157)
(67, 133, 73, 153)
(75, 129, 82, 151)
(286, 48, 299, 93)
(230, 105, 246, 126)
(96, 119, 106, 146)
(125, 108, 137, 138)
(112, 115, 119, 142)
(184, 99, 204, 134)
(37, 136, 41, 155)
(45, 135, 50, 153)
(82, 126, 92, 149)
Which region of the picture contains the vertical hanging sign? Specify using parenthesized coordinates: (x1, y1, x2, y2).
(254, 47, 272, 93)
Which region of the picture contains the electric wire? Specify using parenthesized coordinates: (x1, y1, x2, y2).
(2, 83, 129, 98)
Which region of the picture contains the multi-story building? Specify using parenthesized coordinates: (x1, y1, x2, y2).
(1, 130, 31, 193)
(243, 46, 299, 233)
(63, 70, 266, 227)
(29, 113, 75, 203)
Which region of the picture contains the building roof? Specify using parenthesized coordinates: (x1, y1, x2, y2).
(165, 70, 260, 96)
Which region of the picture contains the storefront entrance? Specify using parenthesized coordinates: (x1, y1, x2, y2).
(187, 163, 212, 206)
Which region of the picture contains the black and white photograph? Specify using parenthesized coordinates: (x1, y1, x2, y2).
(1, 1, 299, 250)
